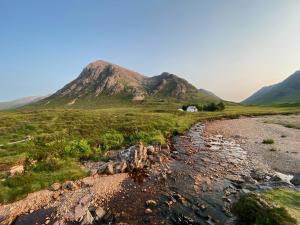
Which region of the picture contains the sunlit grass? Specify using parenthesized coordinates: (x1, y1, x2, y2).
(0, 104, 299, 203)
(265, 189, 300, 224)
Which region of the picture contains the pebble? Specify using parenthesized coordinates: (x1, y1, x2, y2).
(145, 208, 152, 214)
(146, 200, 157, 207)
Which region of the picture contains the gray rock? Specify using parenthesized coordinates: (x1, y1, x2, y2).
(80, 210, 94, 225)
(225, 175, 245, 184)
(291, 173, 300, 186)
(118, 144, 148, 171)
(105, 162, 114, 175)
(97, 163, 109, 174)
(250, 170, 268, 182)
(114, 161, 127, 173)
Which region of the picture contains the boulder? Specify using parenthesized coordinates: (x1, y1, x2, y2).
(114, 161, 127, 173)
(118, 144, 148, 171)
(290, 173, 300, 186)
(97, 163, 109, 174)
(80, 210, 94, 225)
(105, 162, 114, 175)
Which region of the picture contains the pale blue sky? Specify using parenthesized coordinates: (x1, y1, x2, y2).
(0, 0, 299, 102)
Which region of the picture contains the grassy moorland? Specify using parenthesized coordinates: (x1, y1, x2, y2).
(234, 191, 299, 225)
(0, 104, 300, 203)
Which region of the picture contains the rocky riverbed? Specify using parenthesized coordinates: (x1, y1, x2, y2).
(1, 118, 299, 225)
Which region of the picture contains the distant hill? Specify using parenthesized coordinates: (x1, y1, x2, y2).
(0, 96, 47, 110)
(39, 60, 221, 106)
(242, 71, 300, 105)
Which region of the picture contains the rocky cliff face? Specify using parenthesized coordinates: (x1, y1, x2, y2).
(43, 60, 220, 105)
(52, 60, 146, 100)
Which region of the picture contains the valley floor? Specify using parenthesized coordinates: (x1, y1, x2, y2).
(1, 114, 299, 225)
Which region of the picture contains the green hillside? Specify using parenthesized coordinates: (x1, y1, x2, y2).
(242, 71, 300, 105)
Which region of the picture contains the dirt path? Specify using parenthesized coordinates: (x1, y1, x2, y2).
(206, 115, 300, 174)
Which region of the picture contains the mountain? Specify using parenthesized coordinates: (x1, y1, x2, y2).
(41, 60, 220, 106)
(242, 71, 300, 105)
(0, 96, 47, 110)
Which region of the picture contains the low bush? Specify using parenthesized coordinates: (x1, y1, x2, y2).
(33, 158, 63, 172)
(262, 139, 274, 144)
(233, 193, 297, 225)
(64, 139, 93, 159)
(128, 130, 165, 145)
(100, 130, 124, 150)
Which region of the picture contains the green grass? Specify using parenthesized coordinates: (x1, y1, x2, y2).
(0, 104, 300, 203)
(262, 139, 275, 144)
(265, 189, 300, 224)
(0, 158, 87, 203)
(233, 192, 298, 225)
(285, 124, 300, 129)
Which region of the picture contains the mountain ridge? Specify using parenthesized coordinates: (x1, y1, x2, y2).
(242, 71, 300, 105)
(40, 60, 221, 106)
(0, 96, 48, 110)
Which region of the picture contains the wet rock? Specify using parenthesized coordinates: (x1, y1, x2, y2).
(145, 208, 152, 214)
(225, 175, 245, 184)
(199, 203, 207, 211)
(62, 181, 77, 191)
(241, 189, 251, 194)
(264, 181, 293, 188)
(250, 169, 268, 182)
(291, 173, 300, 186)
(49, 183, 61, 191)
(242, 183, 258, 191)
(269, 175, 282, 182)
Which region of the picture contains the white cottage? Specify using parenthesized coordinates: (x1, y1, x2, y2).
(186, 106, 198, 112)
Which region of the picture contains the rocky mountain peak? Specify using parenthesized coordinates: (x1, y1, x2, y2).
(42, 60, 220, 105)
